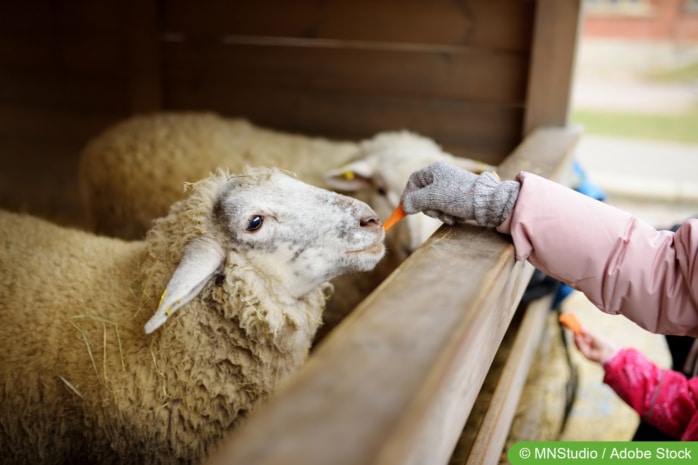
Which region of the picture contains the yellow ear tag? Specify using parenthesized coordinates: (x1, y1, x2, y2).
(158, 289, 174, 316)
(343, 171, 355, 180)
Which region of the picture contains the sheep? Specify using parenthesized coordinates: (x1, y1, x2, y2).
(0, 166, 385, 465)
(79, 113, 358, 240)
(78, 112, 494, 339)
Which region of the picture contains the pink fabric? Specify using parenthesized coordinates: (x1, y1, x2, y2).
(604, 348, 698, 440)
(497, 172, 698, 336)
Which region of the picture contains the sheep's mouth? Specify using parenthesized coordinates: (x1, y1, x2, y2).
(346, 242, 384, 255)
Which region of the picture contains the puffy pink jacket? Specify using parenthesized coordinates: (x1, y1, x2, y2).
(498, 172, 698, 336)
(604, 348, 698, 440)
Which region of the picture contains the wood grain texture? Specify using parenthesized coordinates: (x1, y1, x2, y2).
(162, 41, 529, 104)
(127, 0, 162, 113)
(203, 126, 581, 465)
(162, 0, 535, 51)
(523, 0, 582, 135)
(457, 297, 552, 465)
(165, 84, 524, 162)
(159, 0, 538, 161)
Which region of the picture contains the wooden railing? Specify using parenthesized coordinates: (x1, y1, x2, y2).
(204, 126, 581, 465)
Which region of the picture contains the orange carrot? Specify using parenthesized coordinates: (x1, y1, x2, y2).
(383, 203, 407, 232)
(559, 312, 583, 335)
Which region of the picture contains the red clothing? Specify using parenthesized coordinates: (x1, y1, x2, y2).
(604, 348, 698, 440)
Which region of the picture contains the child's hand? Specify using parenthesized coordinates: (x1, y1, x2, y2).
(573, 331, 619, 365)
(400, 161, 520, 227)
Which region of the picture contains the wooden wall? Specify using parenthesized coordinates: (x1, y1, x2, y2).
(0, 0, 133, 223)
(0, 0, 578, 225)
(158, 0, 534, 160)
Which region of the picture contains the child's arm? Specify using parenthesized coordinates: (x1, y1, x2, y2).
(604, 348, 698, 439)
(573, 331, 619, 365)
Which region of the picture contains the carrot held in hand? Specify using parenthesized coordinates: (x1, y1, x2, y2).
(559, 312, 584, 335)
(383, 203, 407, 232)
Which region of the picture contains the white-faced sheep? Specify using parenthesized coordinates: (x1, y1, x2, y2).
(0, 167, 385, 465)
(78, 112, 493, 338)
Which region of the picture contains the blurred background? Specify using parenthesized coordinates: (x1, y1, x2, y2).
(560, 0, 698, 441)
(574, 0, 698, 203)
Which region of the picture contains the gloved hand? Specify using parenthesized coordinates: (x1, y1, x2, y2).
(400, 161, 520, 227)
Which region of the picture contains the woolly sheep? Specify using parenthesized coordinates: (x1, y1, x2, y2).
(78, 112, 494, 337)
(0, 167, 385, 465)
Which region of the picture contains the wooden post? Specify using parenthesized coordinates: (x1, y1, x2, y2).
(523, 0, 583, 136)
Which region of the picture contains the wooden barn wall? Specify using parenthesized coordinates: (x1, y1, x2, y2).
(0, 0, 135, 224)
(0, 0, 535, 225)
(159, 0, 535, 160)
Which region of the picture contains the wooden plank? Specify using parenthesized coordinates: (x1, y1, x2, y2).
(57, 0, 125, 34)
(203, 126, 581, 465)
(456, 297, 552, 465)
(447, 303, 521, 465)
(458, 0, 535, 52)
(0, 107, 123, 146)
(162, 42, 529, 104)
(0, 70, 128, 112)
(0, 34, 58, 70)
(127, 0, 162, 113)
(165, 85, 523, 163)
(523, 0, 582, 135)
(162, 0, 535, 51)
(0, 1, 127, 75)
(60, 35, 128, 77)
(0, 0, 123, 34)
(0, 2, 57, 33)
(0, 140, 84, 227)
(0, 33, 129, 76)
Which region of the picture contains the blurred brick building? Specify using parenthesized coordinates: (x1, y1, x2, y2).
(583, 0, 698, 43)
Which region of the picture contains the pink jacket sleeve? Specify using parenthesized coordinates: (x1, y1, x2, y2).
(497, 172, 698, 336)
(603, 348, 698, 439)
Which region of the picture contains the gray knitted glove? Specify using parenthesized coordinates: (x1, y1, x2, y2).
(401, 161, 520, 227)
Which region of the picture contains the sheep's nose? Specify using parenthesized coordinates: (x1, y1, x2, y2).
(360, 215, 381, 228)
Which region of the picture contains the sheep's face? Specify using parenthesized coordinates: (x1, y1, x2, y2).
(325, 131, 493, 257)
(145, 168, 386, 334)
(213, 169, 386, 298)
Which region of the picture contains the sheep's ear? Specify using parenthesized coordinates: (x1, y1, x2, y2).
(144, 235, 225, 334)
(324, 160, 374, 192)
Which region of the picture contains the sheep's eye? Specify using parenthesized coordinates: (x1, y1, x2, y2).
(246, 215, 264, 232)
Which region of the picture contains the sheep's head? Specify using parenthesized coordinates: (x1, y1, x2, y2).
(325, 131, 495, 257)
(144, 167, 385, 334)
